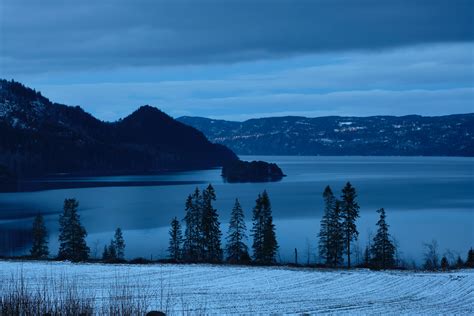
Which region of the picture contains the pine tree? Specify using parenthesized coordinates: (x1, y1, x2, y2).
(201, 184, 223, 263)
(363, 245, 370, 267)
(370, 208, 396, 269)
(318, 186, 333, 264)
(226, 199, 249, 264)
(466, 248, 474, 268)
(328, 200, 344, 266)
(168, 217, 183, 261)
(456, 255, 464, 269)
(183, 188, 203, 262)
(341, 182, 360, 268)
(102, 245, 109, 261)
(30, 214, 49, 259)
(252, 193, 265, 263)
(113, 228, 125, 260)
(252, 191, 278, 264)
(318, 186, 343, 267)
(57, 198, 89, 262)
(441, 256, 449, 271)
(108, 240, 117, 260)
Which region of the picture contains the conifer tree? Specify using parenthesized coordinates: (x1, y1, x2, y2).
(252, 193, 265, 263)
(261, 191, 278, 264)
(201, 184, 223, 263)
(318, 186, 344, 267)
(252, 191, 278, 264)
(57, 198, 90, 262)
(466, 248, 474, 268)
(226, 199, 249, 264)
(183, 188, 203, 262)
(328, 200, 344, 266)
(341, 182, 360, 268)
(102, 245, 110, 261)
(441, 256, 449, 271)
(456, 255, 464, 269)
(113, 228, 125, 260)
(108, 240, 117, 260)
(30, 214, 49, 259)
(318, 186, 333, 264)
(168, 217, 183, 261)
(370, 208, 396, 269)
(363, 245, 370, 267)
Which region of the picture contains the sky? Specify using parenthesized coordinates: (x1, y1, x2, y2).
(1, 0, 473, 121)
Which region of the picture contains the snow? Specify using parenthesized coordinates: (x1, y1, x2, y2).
(339, 122, 353, 126)
(1, 261, 473, 314)
(0, 100, 14, 118)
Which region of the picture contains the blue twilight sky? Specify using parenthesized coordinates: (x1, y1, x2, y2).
(1, 0, 473, 121)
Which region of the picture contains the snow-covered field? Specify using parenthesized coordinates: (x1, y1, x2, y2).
(1, 260, 473, 315)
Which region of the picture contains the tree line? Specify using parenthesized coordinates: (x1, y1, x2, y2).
(168, 184, 278, 265)
(318, 182, 396, 269)
(316, 182, 474, 270)
(317, 183, 396, 269)
(27, 184, 474, 270)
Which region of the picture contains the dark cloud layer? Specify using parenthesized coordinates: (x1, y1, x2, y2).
(1, 0, 473, 74)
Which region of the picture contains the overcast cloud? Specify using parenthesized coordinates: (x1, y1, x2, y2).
(1, 0, 473, 120)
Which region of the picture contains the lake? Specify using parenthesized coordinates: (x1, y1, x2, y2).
(1, 156, 473, 264)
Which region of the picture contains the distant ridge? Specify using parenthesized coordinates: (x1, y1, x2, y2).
(0, 79, 238, 178)
(178, 114, 474, 156)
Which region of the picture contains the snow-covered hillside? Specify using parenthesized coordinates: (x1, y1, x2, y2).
(1, 260, 472, 314)
(177, 115, 474, 157)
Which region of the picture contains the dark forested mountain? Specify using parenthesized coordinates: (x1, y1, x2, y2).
(0, 79, 237, 178)
(178, 114, 474, 156)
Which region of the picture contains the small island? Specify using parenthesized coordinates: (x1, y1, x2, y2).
(221, 160, 285, 183)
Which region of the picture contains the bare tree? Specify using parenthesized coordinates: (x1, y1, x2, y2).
(92, 239, 100, 259)
(423, 240, 440, 270)
(443, 248, 456, 266)
(353, 241, 362, 266)
(392, 237, 402, 267)
(305, 238, 312, 265)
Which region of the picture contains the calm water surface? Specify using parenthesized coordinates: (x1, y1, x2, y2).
(1, 156, 473, 263)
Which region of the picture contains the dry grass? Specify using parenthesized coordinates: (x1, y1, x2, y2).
(0, 268, 207, 315)
(1, 271, 94, 315)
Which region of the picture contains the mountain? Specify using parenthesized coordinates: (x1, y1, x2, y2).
(178, 114, 474, 156)
(0, 79, 238, 178)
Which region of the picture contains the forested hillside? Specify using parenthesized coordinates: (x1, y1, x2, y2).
(178, 114, 474, 156)
(0, 80, 237, 178)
